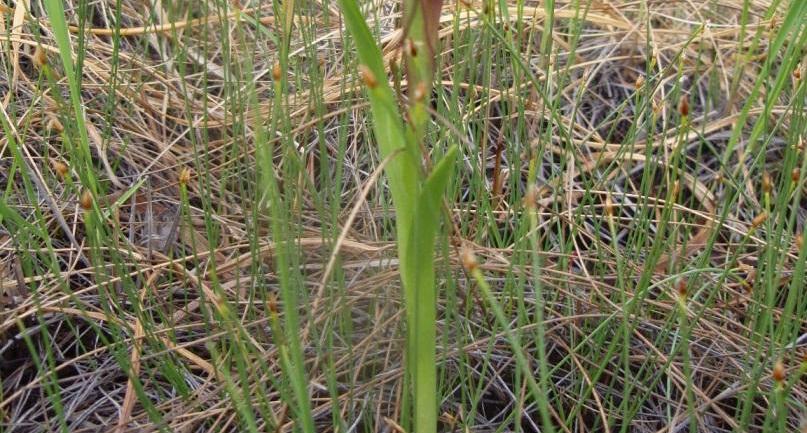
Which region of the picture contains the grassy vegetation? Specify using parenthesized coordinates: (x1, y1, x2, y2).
(0, 0, 805, 432)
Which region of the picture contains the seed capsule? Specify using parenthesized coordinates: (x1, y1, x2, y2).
(772, 361, 786, 383)
(46, 116, 64, 133)
(413, 82, 427, 102)
(460, 247, 478, 272)
(792, 168, 801, 183)
(751, 212, 767, 228)
(79, 189, 93, 210)
(267, 293, 279, 314)
(796, 233, 803, 250)
(604, 194, 614, 217)
(404, 38, 417, 57)
(794, 67, 801, 81)
(761, 171, 772, 194)
(272, 62, 282, 81)
(678, 96, 689, 117)
(634, 75, 645, 90)
(676, 279, 687, 298)
(652, 99, 662, 115)
(51, 160, 68, 179)
(179, 167, 191, 186)
(358, 65, 377, 89)
(523, 184, 538, 210)
(744, 266, 757, 290)
(442, 412, 457, 428)
(32, 45, 47, 69)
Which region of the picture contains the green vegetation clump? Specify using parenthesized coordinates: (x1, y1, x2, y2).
(0, 0, 805, 432)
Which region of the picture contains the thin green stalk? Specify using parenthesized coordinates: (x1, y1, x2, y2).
(338, 1, 456, 431)
(41, 0, 97, 192)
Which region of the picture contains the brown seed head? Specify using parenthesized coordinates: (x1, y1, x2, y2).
(79, 190, 93, 210)
(523, 184, 538, 210)
(266, 293, 279, 314)
(761, 171, 772, 194)
(745, 266, 757, 290)
(51, 160, 68, 179)
(460, 247, 478, 273)
(32, 45, 47, 69)
(272, 62, 282, 81)
(676, 279, 687, 298)
(634, 75, 645, 90)
(796, 233, 803, 250)
(751, 212, 767, 228)
(405, 38, 417, 58)
(413, 82, 427, 102)
(358, 65, 377, 89)
(678, 96, 689, 117)
(441, 412, 457, 428)
(179, 167, 192, 186)
(46, 116, 64, 133)
(792, 168, 801, 183)
(671, 180, 680, 198)
(604, 194, 614, 218)
(794, 67, 801, 81)
(772, 360, 786, 383)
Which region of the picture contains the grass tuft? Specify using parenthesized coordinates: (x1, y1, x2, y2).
(1, 0, 805, 432)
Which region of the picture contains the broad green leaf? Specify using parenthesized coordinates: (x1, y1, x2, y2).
(402, 146, 457, 433)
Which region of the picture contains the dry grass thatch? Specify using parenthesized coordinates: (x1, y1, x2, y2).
(1, 0, 806, 432)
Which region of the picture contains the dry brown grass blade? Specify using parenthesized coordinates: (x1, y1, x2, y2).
(116, 269, 161, 432)
(632, 322, 740, 431)
(33, 306, 217, 375)
(85, 120, 125, 189)
(0, 104, 91, 268)
(2, 0, 28, 108)
(68, 5, 272, 36)
(597, 150, 716, 272)
(541, 135, 718, 274)
(304, 150, 399, 343)
(0, 0, 801, 430)
(64, 6, 321, 36)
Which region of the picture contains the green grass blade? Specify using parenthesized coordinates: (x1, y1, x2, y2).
(41, 0, 96, 191)
(403, 146, 457, 433)
(337, 0, 421, 254)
